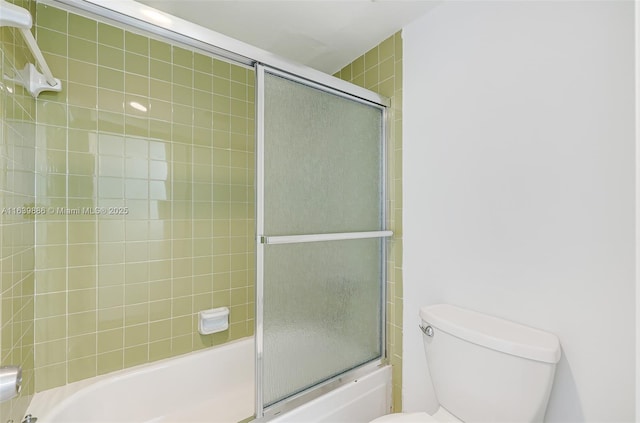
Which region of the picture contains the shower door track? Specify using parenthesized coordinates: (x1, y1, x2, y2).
(42, 0, 390, 109)
(259, 359, 387, 421)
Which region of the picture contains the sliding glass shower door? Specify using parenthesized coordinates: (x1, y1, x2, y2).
(256, 65, 390, 416)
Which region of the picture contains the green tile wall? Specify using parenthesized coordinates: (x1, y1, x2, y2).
(33, 5, 255, 391)
(335, 32, 403, 412)
(0, 1, 38, 421)
(2, 1, 396, 409)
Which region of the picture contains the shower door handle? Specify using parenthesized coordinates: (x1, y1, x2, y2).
(260, 230, 393, 245)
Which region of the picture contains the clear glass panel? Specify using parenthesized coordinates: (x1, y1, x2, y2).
(263, 239, 382, 406)
(264, 72, 383, 236)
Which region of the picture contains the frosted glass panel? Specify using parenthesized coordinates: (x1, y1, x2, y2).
(260, 70, 385, 410)
(263, 239, 382, 406)
(264, 73, 383, 235)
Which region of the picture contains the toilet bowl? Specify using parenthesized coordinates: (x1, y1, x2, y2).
(370, 304, 561, 423)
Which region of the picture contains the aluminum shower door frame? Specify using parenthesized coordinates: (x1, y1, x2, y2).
(255, 64, 391, 420)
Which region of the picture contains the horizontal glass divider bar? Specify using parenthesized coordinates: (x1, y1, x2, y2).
(260, 230, 393, 245)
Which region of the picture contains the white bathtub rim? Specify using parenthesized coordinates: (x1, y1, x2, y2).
(27, 336, 253, 422)
(267, 364, 392, 423)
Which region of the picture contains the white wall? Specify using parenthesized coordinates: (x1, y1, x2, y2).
(636, 1, 640, 417)
(403, 2, 635, 422)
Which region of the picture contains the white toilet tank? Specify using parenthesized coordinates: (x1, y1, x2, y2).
(420, 304, 561, 422)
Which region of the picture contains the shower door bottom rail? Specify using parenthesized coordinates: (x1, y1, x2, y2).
(259, 358, 386, 421)
(260, 230, 392, 245)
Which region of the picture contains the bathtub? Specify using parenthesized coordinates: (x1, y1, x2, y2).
(26, 337, 391, 423)
(28, 338, 254, 423)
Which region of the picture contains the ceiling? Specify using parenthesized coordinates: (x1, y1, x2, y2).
(134, 0, 439, 74)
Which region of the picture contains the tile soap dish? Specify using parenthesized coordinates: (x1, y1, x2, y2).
(198, 307, 230, 335)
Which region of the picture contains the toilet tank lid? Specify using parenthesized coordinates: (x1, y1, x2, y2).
(419, 304, 561, 364)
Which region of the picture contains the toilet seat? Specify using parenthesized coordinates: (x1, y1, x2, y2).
(370, 412, 437, 423)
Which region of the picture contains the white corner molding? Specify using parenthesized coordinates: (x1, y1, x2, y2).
(0, 0, 62, 97)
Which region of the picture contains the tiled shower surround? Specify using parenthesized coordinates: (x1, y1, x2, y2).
(32, 5, 255, 391)
(336, 32, 404, 411)
(0, 1, 37, 421)
(0, 1, 401, 417)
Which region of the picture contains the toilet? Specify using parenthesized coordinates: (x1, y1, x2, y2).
(372, 304, 561, 422)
